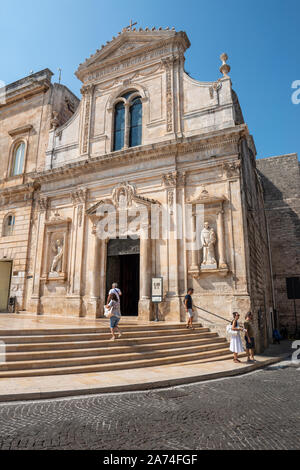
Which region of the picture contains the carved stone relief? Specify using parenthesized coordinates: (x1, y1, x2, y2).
(50, 236, 64, 274)
(222, 161, 241, 178)
(162, 58, 173, 132)
(162, 170, 186, 187)
(81, 85, 94, 154)
(41, 215, 71, 282)
(200, 222, 217, 268)
(187, 191, 228, 277)
(37, 196, 48, 211)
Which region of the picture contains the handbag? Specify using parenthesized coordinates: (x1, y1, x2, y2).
(104, 306, 113, 318)
(226, 324, 238, 337)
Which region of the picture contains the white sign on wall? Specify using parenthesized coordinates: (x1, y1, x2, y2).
(151, 277, 163, 303)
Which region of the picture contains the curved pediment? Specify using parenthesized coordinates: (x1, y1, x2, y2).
(86, 182, 160, 217)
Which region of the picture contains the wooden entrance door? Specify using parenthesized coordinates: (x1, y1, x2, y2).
(106, 239, 140, 316)
(0, 261, 12, 312)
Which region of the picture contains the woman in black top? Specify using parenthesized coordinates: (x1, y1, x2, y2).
(184, 288, 194, 329)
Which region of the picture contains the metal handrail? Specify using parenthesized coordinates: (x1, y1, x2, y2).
(193, 304, 231, 324)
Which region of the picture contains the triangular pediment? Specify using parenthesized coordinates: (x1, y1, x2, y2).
(76, 29, 190, 81)
(107, 41, 149, 59)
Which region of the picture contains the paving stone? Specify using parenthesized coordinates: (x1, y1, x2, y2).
(0, 363, 298, 450)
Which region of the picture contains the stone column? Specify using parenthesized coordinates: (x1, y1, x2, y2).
(98, 239, 107, 318)
(188, 207, 200, 277)
(31, 196, 48, 314)
(80, 84, 94, 155)
(138, 214, 153, 320)
(217, 206, 228, 269)
(87, 223, 101, 317)
(68, 189, 87, 316)
(124, 102, 130, 149)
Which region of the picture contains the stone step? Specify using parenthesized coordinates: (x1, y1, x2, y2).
(0, 347, 231, 378)
(0, 327, 210, 344)
(0, 323, 203, 336)
(4, 333, 220, 352)
(0, 342, 230, 370)
(5, 339, 229, 362)
(6, 332, 218, 352)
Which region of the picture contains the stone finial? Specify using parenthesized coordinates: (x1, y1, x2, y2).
(219, 53, 231, 77)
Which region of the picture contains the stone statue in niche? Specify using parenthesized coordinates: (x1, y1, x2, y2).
(201, 222, 217, 268)
(50, 238, 64, 273)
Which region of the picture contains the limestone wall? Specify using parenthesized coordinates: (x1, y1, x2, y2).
(0, 195, 33, 311)
(257, 154, 300, 335)
(0, 70, 79, 311)
(240, 139, 274, 351)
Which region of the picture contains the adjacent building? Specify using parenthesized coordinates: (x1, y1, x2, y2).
(257, 154, 300, 335)
(0, 69, 79, 312)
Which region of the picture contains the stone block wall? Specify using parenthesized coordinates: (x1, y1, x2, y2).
(0, 195, 33, 310)
(257, 154, 300, 334)
(0, 70, 79, 312)
(240, 139, 274, 350)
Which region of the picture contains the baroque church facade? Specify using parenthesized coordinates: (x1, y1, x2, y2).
(0, 27, 299, 351)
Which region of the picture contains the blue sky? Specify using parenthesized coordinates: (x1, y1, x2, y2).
(1, 0, 299, 159)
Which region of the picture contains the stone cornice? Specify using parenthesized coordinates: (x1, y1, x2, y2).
(0, 181, 39, 197)
(32, 124, 248, 184)
(186, 189, 226, 204)
(0, 182, 40, 206)
(8, 125, 33, 137)
(44, 215, 71, 226)
(0, 69, 53, 109)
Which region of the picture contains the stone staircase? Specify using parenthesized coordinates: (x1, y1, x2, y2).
(0, 323, 232, 378)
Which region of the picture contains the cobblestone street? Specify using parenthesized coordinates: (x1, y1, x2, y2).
(0, 362, 299, 450)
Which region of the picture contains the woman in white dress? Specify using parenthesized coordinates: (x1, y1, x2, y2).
(230, 312, 245, 363)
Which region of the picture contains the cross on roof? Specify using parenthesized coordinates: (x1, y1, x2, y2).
(126, 20, 137, 31)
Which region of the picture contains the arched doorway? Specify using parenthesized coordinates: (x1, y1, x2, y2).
(106, 238, 140, 316)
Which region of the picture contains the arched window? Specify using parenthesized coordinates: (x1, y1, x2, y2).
(113, 91, 142, 151)
(11, 142, 25, 176)
(129, 98, 142, 148)
(113, 102, 125, 151)
(2, 214, 15, 237)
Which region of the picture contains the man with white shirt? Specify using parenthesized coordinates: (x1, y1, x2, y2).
(107, 282, 122, 312)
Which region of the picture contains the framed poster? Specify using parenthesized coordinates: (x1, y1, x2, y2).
(151, 277, 163, 303)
